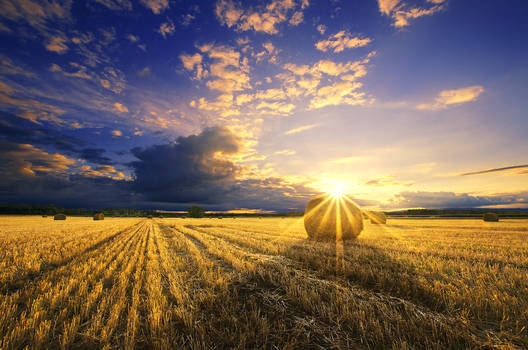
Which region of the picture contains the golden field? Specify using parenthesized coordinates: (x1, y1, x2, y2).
(0, 216, 527, 349)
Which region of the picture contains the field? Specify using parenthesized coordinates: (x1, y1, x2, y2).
(0, 216, 527, 349)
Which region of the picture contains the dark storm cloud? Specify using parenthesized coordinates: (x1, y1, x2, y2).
(129, 126, 315, 210)
(130, 126, 241, 203)
(79, 148, 114, 165)
(390, 191, 528, 209)
(0, 138, 134, 208)
(460, 164, 528, 176)
(0, 111, 85, 152)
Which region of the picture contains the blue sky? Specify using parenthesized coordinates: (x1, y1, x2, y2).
(0, 0, 527, 211)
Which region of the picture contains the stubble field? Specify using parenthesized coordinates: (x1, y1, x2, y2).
(0, 216, 527, 349)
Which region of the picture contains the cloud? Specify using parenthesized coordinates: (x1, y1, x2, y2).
(130, 126, 313, 209)
(112, 130, 123, 136)
(377, 0, 445, 28)
(274, 149, 296, 156)
(157, 20, 175, 38)
(460, 164, 528, 176)
(284, 123, 319, 135)
(316, 24, 326, 35)
(113, 102, 128, 113)
(308, 81, 366, 109)
(0, 0, 72, 33)
(140, 0, 169, 14)
(180, 53, 206, 80)
(215, 0, 308, 35)
(137, 66, 151, 77)
(93, 0, 132, 11)
(0, 58, 36, 77)
(315, 30, 372, 53)
(131, 126, 241, 202)
(390, 190, 528, 209)
(45, 35, 69, 53)
(417, 85, 485, 110)
(79, 148, 114, 165)
(127, 34, 139, 42)
(365, 175, 414, 187)
(0, 139, 75, 177)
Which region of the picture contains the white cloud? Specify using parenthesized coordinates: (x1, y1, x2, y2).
(316, 24, 326, 35)
(315, 31, 372, 53)
(417, 85, 485, 110)
(112, 130, 123, 136)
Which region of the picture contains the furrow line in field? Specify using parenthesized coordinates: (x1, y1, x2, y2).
(0, 221, 146, 349)
(0, 220, 145, 295)
(177, 224, 501, 349)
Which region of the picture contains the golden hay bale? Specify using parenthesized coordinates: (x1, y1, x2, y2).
(93, 213, 104, 220)
(368, 211, 387, 224)
(218, 216, 223, 219)
(483, 213, 499, 222)
(54, 213, 66, 220)
(304, 194, 363, 240)
(42, 215, 47, 218)
(147, 215, 153, 219)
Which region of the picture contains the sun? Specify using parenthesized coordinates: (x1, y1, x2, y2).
(321, 179, 349, 197)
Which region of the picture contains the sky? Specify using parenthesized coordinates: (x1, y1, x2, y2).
(0, 0, 527, 211)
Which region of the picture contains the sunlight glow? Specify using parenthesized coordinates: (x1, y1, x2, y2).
(320, 179, 350, 198)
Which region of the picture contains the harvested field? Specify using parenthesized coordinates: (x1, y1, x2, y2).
(0, 216, 527, 349)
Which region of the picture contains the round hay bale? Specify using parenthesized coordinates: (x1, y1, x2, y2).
(483, 213, 499, 222)
(147, 215, 153, 219)
(218, 216, 223, 219)
(42, 215, 47, 218)
(54, 213, 66, 220)
(368, 211, 386, 224)
(93, 213, 104, 221)
(304, 194, 363, 240)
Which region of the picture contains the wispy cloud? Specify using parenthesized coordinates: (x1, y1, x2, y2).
(460, 164, 528, 176)
(377, 0, 446, 28)
(315, 30, 372, 53)
(417, 85, 485, 110)
(284, 123, 319, 135)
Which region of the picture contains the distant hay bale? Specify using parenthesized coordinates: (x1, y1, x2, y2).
(93, 213, 104, 221)
(147, 215, 153, 219)
(54, 213, 66, 220)
(218, 216, 223, 219)
(42, 215, 47, 218)
(368, 211, 387, 224)
(159, 215, 164, 219)
(483, 213, 499, 222)
(304, 194, 363, 240)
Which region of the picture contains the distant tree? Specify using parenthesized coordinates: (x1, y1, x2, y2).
(187, 206, 205, 218)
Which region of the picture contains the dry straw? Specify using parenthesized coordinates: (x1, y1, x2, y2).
(304, 193, 363, 240)
(369, 211, 387, 224)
